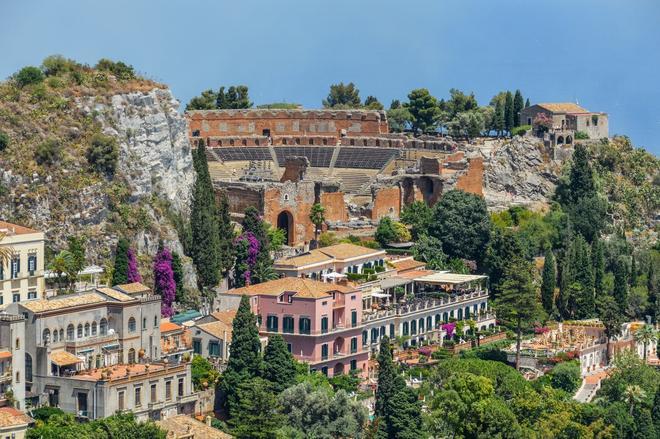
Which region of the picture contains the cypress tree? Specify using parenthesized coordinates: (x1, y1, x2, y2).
(541, 249, 556, 315)
(190, 139, 221, 289)
(513, 90, 524, 127)
(648, 261, 658, 323)
(262, 335, 296, 393)
(111, 238, 129, 286)
(613, 257, 629, 313)
(592, 238, 605, 295)
(494, 98, 505, 137)
(573, 236, 595, 318)
(220, 294, 262, 415)
(504, 91, 514, 134)
(378, 386, 424, 439)
(630, 255, 637, 287)
(171, 251, 185, 303)
(375, 337, 405, 418)
(525, 98, 531, 108)
(217, 191, 235, 274)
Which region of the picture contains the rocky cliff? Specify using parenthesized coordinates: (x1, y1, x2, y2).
(0, 68, 195, 284)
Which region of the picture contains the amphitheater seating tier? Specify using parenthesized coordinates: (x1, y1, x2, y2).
(273, 146, 335, 167)
(334, 147, 399, 169)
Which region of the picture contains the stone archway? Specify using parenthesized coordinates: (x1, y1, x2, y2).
(557, 135, 564, 145)
(333, 362, 345, 376)
(277, 210, 294, 245)
(565, 135, 573, 144)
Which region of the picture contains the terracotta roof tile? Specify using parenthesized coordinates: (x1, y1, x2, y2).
(50, 350, 83, 366)
(317, 243, 385, 260)
(391, 258, 426, 272)
(157, 414, 232, 439)
(227, 277, 355, 299)
(0, 407, 32, 427)
(274, 249, 333, 268)
(115, 282, 151, 294)
(96, 287, 135, 302)
(22, 293, 107, 313)
(210, 310, 236, 326)
(537, 103, 588, 114)
(160, 321, 182, 333)
(197, 320, 232, 341)
(0, 220, 39, 236)
(396, 269, 436, 280)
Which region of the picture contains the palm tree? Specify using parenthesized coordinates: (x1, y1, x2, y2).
(634, 324, 657, 361)
(0, 232, 13, 265)
(309, 203, 325, 247)
(623, 384, 646, 415)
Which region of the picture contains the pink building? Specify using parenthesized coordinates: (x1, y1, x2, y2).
(226, 278, 368, 377)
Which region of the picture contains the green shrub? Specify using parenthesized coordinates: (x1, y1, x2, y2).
(374, 265, 385, 273)
(548, 360, 581, 393)
(15, 66, 45, 87)
(42, 55, 77, 76)
(34, 138, 61, 165)
(95, 58, 136, 80)
(46, 76, 65, 89)
(511, 125, 531, 136)
(0, 131, 9, 151)
(575, 131, 589, 140)
(86, 133, 119, 176)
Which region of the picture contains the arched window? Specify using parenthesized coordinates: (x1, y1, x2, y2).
(53, 329, 59, 343)
(426, 316, 432, 331)
(411, 320, 417, 335)
(42, 329, 50, 345)
(380, 326, 386, 337)
(362, 330, 368, 346)
(371, 328, 378, 342)
(435, 314, 441, 327)
(419, 318, 425, 333)
(128, 348, 136, 364)
(100, 319, 108, 335)
(457, 309, 463, 320)
(59, 329, 64, 341)
(443, 312, 449, 323)
(84, 323, 90, 337)
(92, 322, 97, 336)
(389, 324, 395, 338)
(402, 321, 409, 336)
(465, 307, 470, 319)
(77, 324, 83, 338)
(154, 315, 158, 328)
(25, 353, 32, 382)
(128, 317, 136, 333)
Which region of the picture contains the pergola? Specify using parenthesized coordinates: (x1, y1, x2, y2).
(414, 272, 488, 293)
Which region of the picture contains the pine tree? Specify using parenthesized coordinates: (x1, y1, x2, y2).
(592, 238, 605, 296)
(190, 139, 221, 289)
(111, 238, 129, 286)
(613, 257, 629, 313)
(262, 335, 296, 393)
(513, 90, 524, 127)
(504, 91, 514, 134)
(541, 249, 556, 315)
(495, 258, 543, 369)
(494, 98, 505, 136)
(220, 295, 262, 415)
(217, 191, 235, 274)
(171, 251, 185, 303)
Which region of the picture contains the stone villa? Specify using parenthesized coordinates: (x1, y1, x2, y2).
(520, 103, 609, 146)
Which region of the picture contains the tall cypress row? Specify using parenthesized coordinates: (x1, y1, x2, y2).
(111, 238, 129, 286)
(592, 238, 605, 296)
(541, 249, 556, 315)
(613, 257, 629, 313)
(513, 90, 524, 127)
(190, 139, 221, 289)
(504, 91, 514, 134)
(217, 191, 235, 274)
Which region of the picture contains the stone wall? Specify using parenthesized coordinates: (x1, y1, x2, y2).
(320, 192, 348, 222)
(263, 181, 316, 245)
(280, 157, 309, 183)
(455, 157, 484, 196)
(371, 186, 401, 221)
(187, 109, 388, 138)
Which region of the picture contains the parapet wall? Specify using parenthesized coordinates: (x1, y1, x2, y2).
(187, 109, 389, 138)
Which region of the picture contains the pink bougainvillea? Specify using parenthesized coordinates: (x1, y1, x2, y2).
(127, 248, 142, 283)
(234, 232, 260, 286)
(441, 322, 456, 338)
(534, 326, 550, 334)
(153, 247, 175, 317)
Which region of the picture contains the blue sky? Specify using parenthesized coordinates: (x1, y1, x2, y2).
(2, 0, 659, 154)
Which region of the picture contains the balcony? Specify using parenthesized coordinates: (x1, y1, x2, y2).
(64, 333, 118, 349)
(177, 394, 198, 404)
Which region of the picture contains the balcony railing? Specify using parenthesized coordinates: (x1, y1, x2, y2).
(63, 333, 118, 348)
(364, 290, 489, 322)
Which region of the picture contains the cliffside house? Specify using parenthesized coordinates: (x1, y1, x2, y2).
(520, 103, 608, 146)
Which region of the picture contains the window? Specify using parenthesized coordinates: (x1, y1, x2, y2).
(12, 293, 20, 303)
(350, 337, 358, 353)
(84, 323, 90, 337)
(350, 360, 357, 370)
(128, 348, 136, 364)
(362, 330, 368, 346)
(193, 339, 202, 354)
(53, 330, 59, 343)
(351, 310, 357, 327)
(321, 344, 328, 360)
(134, 387, 141, 407)
(411, 320, 417, 335)
(118, 391, 125, 410)
(403, 322, 409, 336)
(287, 343, 292, 353)
(389, 324, 395, 338)
(143, 318, 147, 331)
(11, 256, 19, 279)
(28, 255, 37, 275)
(419, 318, 424, 333)
(128, 317, 136, 333)
(178, 378, 184, 397)
(457, 309, 463, 320)
(59, 329, 63, 341)
(321, 366, 328, 376)
(77, 324, 83, 338)
(92, 322, 97, 336)
(427, 316, 432, 332)
(42, 329, 50, 345)
(299, 317, 311, 335)
(283, 316, 294, 333)
(165, 381, 172, 400)
(67, 324, 75, 340)
(371, 328, 378, 342)
(100, 318, 108, 335)
(321, 316, 328, 334)
(154, 315, 158, 328)
(266, 315, 279, 332)
(208, 341, 220, 357)
(28, 290, 37, 299)
(151, 384, 157, 402)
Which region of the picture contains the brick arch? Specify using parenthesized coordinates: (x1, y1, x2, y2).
(277, 210, 294, 246)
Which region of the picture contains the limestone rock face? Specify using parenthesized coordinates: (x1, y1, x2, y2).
(482, 136, 561, 211)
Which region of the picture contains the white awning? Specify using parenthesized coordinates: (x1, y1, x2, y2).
(371, 292, 390, 298)
(414, 272, 487, 285)
(323, 272, 346, 279)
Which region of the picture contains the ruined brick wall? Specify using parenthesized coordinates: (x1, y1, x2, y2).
(280, 157, 309, 183)
(455, 157, 484, 196)
(217, 185, 264, 216)
(320, 192, 348, 222)
(263, 181, 315, 245)
(419, 157, 442, 175)
(187, 109, 388, 139)
(371, 186, 402, 221)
